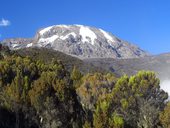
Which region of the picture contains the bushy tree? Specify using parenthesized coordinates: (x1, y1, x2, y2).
(109, 71, 168, 127)
(159, 102, 170, 128)
(71, 66, 83, 88)
(0, 47, 168, 128)
(0, 53, 84, 128)
(77, 73, 117, 110)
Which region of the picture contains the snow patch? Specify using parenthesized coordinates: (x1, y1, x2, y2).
(26, 43, 33, 47)
(79, 26, 97, 45)
(39, 26, 54, 35)
(38, 35, 59, 46)
(75, 24, 83, 27)
(12, 44, 19, 48)
(60, 32, 76, 40)
(100, 29, 114, 42)
(57, 25, 70, 28)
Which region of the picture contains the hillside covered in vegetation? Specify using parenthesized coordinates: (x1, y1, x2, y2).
(0, 45, 170, 128)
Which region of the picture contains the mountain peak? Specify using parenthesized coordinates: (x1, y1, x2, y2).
(2, 24, 149, 59)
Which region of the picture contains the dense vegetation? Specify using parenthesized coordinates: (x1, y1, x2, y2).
(16, 48, 104, 74)
(0, 45, 169, 128)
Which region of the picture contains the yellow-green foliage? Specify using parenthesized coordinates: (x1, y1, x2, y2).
(91, 71, 167, 128)
(71, 66, 83, 89)
(112, 114, 124, 128)
(71, 66, 82, 81)
(93, 99, 110, 128)
(77, 72, 117, 110)
(160, 102, 170, 128)
(0, 54, 71, 112)
(0, 47, 87, 127)
(83, 121, 92, 128)
(0, 47, 168, 128)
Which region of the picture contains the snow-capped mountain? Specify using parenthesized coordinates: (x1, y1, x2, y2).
(1, 25, 148, 58)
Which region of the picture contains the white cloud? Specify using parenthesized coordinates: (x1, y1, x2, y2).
(0, 18, 10, 27)
(160, 80, 170, 99)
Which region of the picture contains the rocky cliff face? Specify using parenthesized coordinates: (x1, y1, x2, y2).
(2, 25, 148, 59)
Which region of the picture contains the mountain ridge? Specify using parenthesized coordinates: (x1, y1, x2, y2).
(14, 47, 170, 80)
(1, 24, 148, 59)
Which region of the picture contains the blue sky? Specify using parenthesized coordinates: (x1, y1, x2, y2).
(0, 0, 170, 54)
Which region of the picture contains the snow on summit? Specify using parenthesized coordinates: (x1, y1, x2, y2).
(3, 24, 148, 59)
(60, 32, 76, 40)
(39, 25, 70, 36)
(100, 29, 114, 42)
(38, 35, 59, 46)
(39, 26, 54, 35)
(78, 25, 97, 45)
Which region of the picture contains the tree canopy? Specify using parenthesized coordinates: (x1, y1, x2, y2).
(0, 46, 169, 128)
